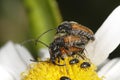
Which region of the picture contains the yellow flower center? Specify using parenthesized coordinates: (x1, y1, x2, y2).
(21, 57, 102, 80)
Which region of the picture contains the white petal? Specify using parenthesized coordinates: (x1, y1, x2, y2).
(0, 65, 14, 80)
(38, 48, 50, 61)
(98, 58, 120, 80)
(0, 41, 33, 80)
(15, 44, 34, 64)
(86, 6, 120, 66)
(97, 59, 110, 70)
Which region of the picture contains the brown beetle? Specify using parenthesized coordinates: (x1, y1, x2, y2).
(56, 21, 95, 40)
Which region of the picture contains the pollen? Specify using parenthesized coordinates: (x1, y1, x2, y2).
(21, 57, 102, 80)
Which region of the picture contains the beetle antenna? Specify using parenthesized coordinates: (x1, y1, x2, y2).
(36, 40, 49, 47)
(21, 28, 56, 47)
(35, 28, 57, 42)
(21, 39, 49, 48)
(34, 28, 56, 45)
(21, 39, 35, 46)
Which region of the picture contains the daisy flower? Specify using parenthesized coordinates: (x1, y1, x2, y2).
(0, 6, 120, 80)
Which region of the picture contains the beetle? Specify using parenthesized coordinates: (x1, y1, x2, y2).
(48, 39, 84, 66)
(56, 21, 95, 40)
(69, 58, 79, 65)
(54, 35, 88, 48)
(22, 21, 94, 66)
(80, 62, 91, 68)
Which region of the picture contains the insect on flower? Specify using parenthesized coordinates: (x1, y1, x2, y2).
(57, 21, 95, 41)
(54, 35, 89, 48)
(69, 58, 79, 65)
(80, 62, 91, 68)
(48, 41, 82, 65)
(48, 35, 88, 66)
(22, 21, 94, 66)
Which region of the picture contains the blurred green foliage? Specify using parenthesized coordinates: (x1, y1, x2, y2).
(23, 0, 62, 57)
(23, 0, 62, 49)
(0, 0, 29, 46)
